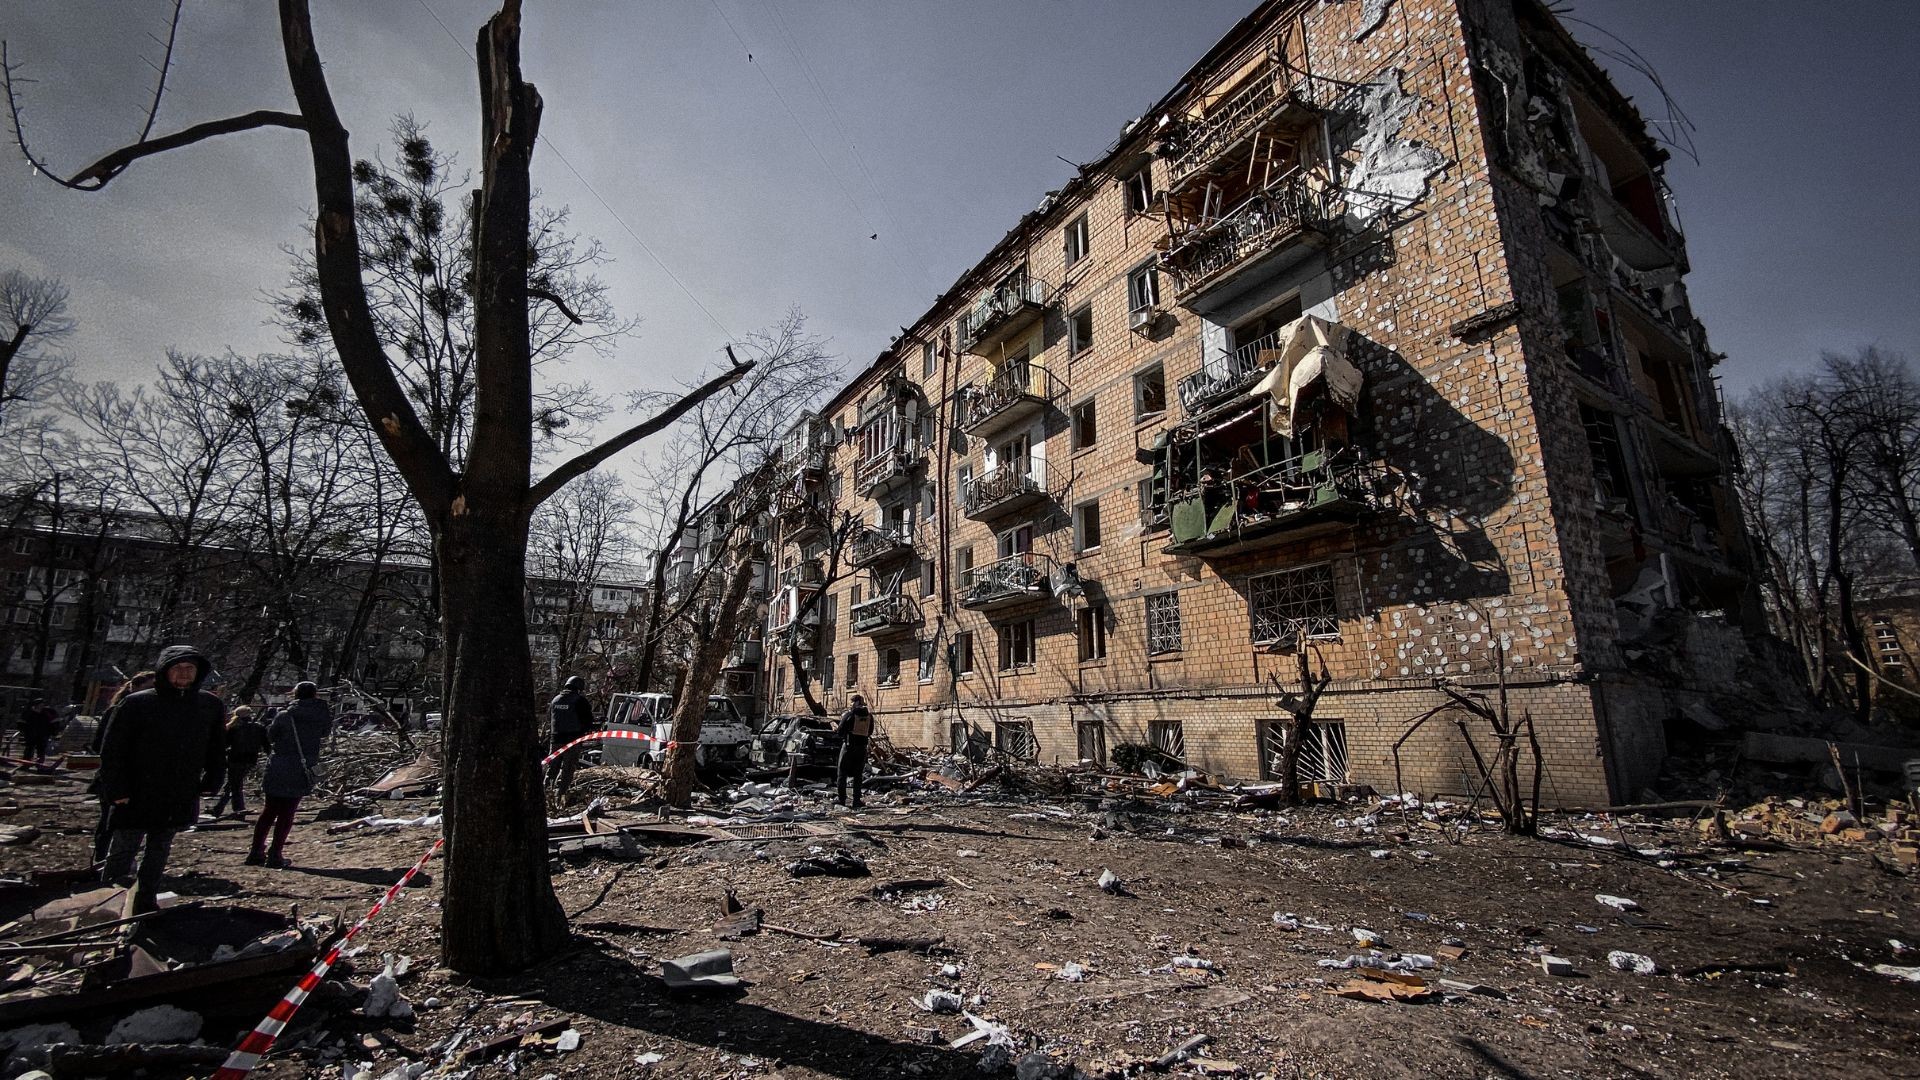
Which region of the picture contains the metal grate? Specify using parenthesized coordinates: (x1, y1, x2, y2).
(1249, 563, 1338, 644)
(1148, 720, 1185, 759)
(1261, 720, 1349, 783)
(1146, 592, 1183, 654)
(995, 720, 1038, 761)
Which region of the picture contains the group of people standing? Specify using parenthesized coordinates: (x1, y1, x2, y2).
(88, 646, 332, 911)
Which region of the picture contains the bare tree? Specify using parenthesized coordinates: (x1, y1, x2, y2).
(628, 314, 838, 692)
(0, 269, 75, 419)
(5, 1, 752, 972)
(527, 471, 638, 684)
(1267, 637, 1332, 807)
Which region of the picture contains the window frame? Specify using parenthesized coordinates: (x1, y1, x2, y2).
(953, 630, 975, 676)
(1145, 590, 1183, 655)
(1074, 501, 1102, 553)
(1069, 303, 1095, 357)
(1134, 364, 1167, 419)
(1077, 603, 1108, 662)
(1063, 213, 1090, 267)
(1248, 563, 1340, 645)
(1071, 399, 1097, 452)
(1124, 164, 1155, 216)
(998, 618, 1037, 671)
(1127, 263, 1160, 312)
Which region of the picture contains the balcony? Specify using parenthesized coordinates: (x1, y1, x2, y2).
(1162, 63, 1324, 188)
(779, 559, 825, 588)
(961, 362, 1063, 440)
(962, 460, 1057, 521)
(1159, 171, 1333, 312)
(776, 491, 830, 543)
(768, 584, 822, 639)
(1163, 451, 1387, 557)
(962, 277, 1051, 357)
(1178, 326, 1286, 415)
(850, 524, 915, 568)
(958, 554, 1055, 612)
(725, 637, 765, 670)
(851, 592, 920, 636)
(854, 445, 923, 499)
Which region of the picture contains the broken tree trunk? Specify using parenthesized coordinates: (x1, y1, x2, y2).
(662, 551, 763, 806)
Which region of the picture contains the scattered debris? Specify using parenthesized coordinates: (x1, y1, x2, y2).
(1608, 951, 1661, 976)
(1539, 955, 1577, 977)
(785, 852, 870, 878)
(103, 1004, 202, 1045)
(1595, 894, 1640, 912)
(658, 950, 741, 991)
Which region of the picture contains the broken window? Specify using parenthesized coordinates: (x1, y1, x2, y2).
(1076, 720, 1107, 765)
(1070, 304, 1095, 356)
(880, 647, 901, 687)
(995, 719, 1038, 761)
(1128, 263, 1161, 313)
(823, 654, 835, 691)
(1124, 165, 1155, 216)
(1135, 365, 1167, 418)
(1074, 501, 1102, 552)
(846, 653, 859, 689)
(1260, 720, 1348, 783)
(919, 639, 937, 682)
(953, 631, 975, 675)
(999, 618, 1037, 670)
(1148, 719, 1185, 760)
(951, 720, 971, 755)
(1146, 591, 1182, 654)
(1249, 563, 1338, 644)
(1072, 399, 1098, 450)
(1078, 603, 1108, 662)
(1063, 213, 1090, 267)
(922, 339, 937, 379)
(1579, 404, 1634, 508)
(920, 559, 936, 597)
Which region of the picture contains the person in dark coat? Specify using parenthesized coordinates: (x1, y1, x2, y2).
(96, 647, 225, 909)
(248, 681, 332, 868)
(545, 675, 596, 793)
(211, 705, 269, 817)
(88, 670, 155, 864)
(18, 698, 57, 763)
(834, 693, 874, 809)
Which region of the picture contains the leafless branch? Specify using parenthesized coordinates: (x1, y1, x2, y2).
(528, 354, 754, 507)
(135, 0, 185, 146)
(526, 286, 582, 325)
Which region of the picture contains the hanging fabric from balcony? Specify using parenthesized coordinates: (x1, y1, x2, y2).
(1249, 314, 1363, 437)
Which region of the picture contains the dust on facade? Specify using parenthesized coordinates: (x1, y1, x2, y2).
(729, 0, 1760, 807)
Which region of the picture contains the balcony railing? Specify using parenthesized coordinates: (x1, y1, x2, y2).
(725, 637, 765, 669)
(776, 491, 830, 541)
(850, 524, 915, 568)
(962, 277, 1050, 356)
(779, 560, 824, 588)
(1162, 450, 1387, 557)
(854, 445, 923, 497)
(1160, 171, 1333, 304)
(961, 362, 1063, 438)
(962, 459, 1057, 521)
(1178, 326, 1284, 415)
(851, 592, 920, 635)
(958, 554, 1055, 611)
(1163, 63, 1324, 186)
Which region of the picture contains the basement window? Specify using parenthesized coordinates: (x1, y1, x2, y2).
(1148, 719, 1185, 760)
(995, 719, 1038, 761)
(1259, 719, 1349, 783)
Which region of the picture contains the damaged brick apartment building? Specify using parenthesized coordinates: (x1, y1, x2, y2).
(757, 0, 1754, 806)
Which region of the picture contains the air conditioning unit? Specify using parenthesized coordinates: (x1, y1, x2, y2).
(1129, 307, 1162, 335)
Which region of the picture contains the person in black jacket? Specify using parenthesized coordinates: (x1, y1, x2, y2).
(96, 646, 225, 910)
(211, 705, 269, 817)
(18, 698, 57, 763)
(545, 675, 595, 793)
(834, 693, 874, 809)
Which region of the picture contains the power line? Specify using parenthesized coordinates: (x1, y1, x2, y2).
(413, 0, 737, 342)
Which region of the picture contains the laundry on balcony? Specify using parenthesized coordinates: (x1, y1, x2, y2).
(1247, 314, 1363, 437)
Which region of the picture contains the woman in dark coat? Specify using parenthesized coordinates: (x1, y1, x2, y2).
(96, 647, 225, 907)
(248, 681, 332, 868)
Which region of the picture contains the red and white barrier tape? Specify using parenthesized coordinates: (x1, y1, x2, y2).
(541, 727, 676, 766)
(211, 837, 444, 1080)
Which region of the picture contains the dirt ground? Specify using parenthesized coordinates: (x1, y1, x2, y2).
(2, 769, 1917, 1080)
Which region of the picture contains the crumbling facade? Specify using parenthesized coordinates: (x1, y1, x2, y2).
(763, 0, 1750, 805)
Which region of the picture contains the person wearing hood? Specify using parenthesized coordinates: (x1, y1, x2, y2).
(545, 674, 596, 794)
(95, 646, 225, 909)
(249, 681, 333, 868)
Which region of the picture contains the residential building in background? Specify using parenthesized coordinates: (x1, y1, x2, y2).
(762, 0, 1755, 805)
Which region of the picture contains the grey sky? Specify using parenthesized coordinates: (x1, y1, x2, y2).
(2, 0, 1914, 437)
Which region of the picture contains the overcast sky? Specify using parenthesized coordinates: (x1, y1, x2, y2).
(3, 0, 1915, 445)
